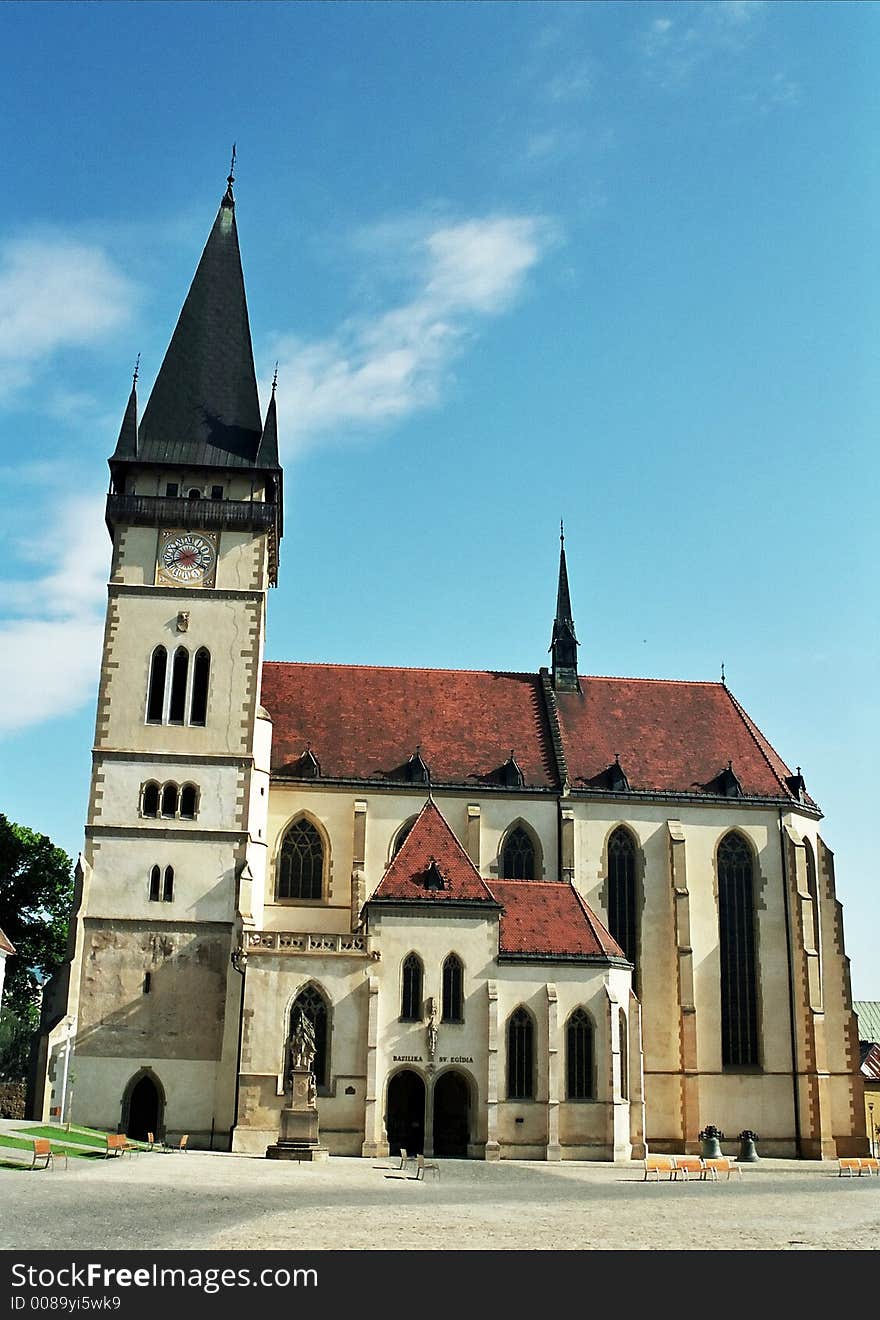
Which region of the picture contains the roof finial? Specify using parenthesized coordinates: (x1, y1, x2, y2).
(132, 352, 140, 387)
(560, 518, 564, 544)
(222, 143, 236, 208)
(721, 661, 726, 685)
(272, 360, 279, 394)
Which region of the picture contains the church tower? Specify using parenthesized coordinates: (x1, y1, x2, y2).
(40, 166, 282, 1145)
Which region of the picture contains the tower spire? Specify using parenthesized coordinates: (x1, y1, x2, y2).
(550, 521, 580, 693)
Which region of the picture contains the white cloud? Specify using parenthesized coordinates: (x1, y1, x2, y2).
(0, 236, 134, 403)
(272, 215, 552, 451)
(640, 1, 765, 85)
(0, 491, 107, 735)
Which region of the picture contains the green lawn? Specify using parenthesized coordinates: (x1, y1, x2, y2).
(19, 1125, 150, 1150)
(0, 1133, 102, 1160)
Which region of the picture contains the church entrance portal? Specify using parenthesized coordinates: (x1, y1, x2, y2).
(125, 1073, 161, 1141)
(386, 1070, 425, 1156)
(433, 1070, 470, 1157)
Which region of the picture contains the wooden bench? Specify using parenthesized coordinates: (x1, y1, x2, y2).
(411, 1153, 440, 1180)
(838, 1156, 879, 1177)
(104, 1133, 136, 1158)
(30, 1138, 67, 1171)
(644, 1154, 675, 1181)
(672, 1155, 705, 1180)
(161, 1133, 189, 1153)
(701, 1157, 741, 1181)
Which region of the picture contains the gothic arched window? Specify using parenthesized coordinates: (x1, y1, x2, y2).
(146, 647, 167, 723)
(142, 783, 160, 818)
(168, 647, 189, 723)
(607, 827, 637, 969)
(148, 866, 160, 902)
(392, 818, 416, 858)
(507, 1007, 534, 1099)
(189, 648, 210, 726)
(161, 783, 179, 818)
(442, 954, 464, 1023)
(803, 838, 821, 958)
(501, 825, 536, 880)
(277, 818, 325, 901)
(291, 985, 329, 1088)
(718, 832, 759, 1067)
(179, 784, 198, 819)
(619, 1008, 629, 1100)
(400, 954, 423, 1021)
(566, 1008, 594, 1100)
(163, 866, 174, 902)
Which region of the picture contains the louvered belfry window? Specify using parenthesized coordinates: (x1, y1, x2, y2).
(718, 832, 759, 1067)
(607, 827, 637, 968)
(501, 826, 535, 880)
(277, 819, 324, 900)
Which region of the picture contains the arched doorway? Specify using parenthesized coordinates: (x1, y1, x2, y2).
(386, 1070, 425, 1156)
(433, 1070, 470, 1157)
(125, 1073, 162, 1141)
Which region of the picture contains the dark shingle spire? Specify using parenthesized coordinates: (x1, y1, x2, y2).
(131, 161, 263, 468)
(550, 521, 580, 693)
(112, 362, 139, 460)
(256, 371, 279, 468)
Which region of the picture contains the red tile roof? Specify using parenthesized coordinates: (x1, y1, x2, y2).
(262, 663, 558, 788)
(555, 677, 807, 802)
(370, 799, 498, 905)
(490, 880, 627, 961)
(0, 926, 15, 956)
(260, 662, 807, 804)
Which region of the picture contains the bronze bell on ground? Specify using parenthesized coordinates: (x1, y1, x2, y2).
(699, 1125, 724, 1159)
(738, 1129, 760, 1162)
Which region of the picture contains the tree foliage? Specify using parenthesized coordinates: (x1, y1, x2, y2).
(0, 815, 74, 1019)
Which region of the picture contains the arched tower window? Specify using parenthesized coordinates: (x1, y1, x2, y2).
(291, 985, 329, 1088)
(803, 838, 821, 957)
(160, 783, 179, 817)
(507, 1007, 534, 1099)
(146, 647, 167, 723)
(442, 954, 464, 1023)
(566, 1008, 594, 1100)
(142, 783, 160, 817)
(400, 954, 423, 1021)
(189, 648, 210, 726)
(607, 827, 637, 969)
(163, 866, 174, 902)
(168, 647, 189, 723)
(392, 817, 417, 858)
(148, 866, 160, 902)
(501, 825, 536, 880)
(619, 1008, 629, 1100)
(718, 832, 759, 1067)
(277, 818, 325, 901)
(179, 784, 198, 819)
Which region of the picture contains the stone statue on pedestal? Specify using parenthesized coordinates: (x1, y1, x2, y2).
(266, 1011, 327, 1162)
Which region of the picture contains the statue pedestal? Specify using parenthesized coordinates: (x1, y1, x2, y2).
(266, 1068, 329, 1162)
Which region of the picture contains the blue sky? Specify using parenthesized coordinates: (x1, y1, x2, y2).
(0, 1, 876, 997)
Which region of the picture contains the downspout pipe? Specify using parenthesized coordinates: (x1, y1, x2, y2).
(778, 808, 803, 1157)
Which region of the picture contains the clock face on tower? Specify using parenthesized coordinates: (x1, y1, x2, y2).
(155, 529, 218, 588)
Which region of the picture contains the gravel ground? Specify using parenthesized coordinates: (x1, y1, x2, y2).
(1, 1148, 878, 1252)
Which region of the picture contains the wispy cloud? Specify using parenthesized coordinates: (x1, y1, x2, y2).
(0, 489, 107, 735)
(271, 214, 554, 451)
(640, 1, 765, 86)
(0, 236, 135, 404)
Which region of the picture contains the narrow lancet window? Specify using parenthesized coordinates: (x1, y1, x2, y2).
(146, 647, 167, 723)
(142, 783, 160, 817)
(163, 866, 174, 902)
(442, 954, 464, 1022)
(566, 1009, 594, 1100)
(189, 649, 210, 726)
(718, 832, 759, 1067)
(619, 1009, 629, 1100)
(400, 954, 423, 1021)
(608, 827, 637, 970)
(179, 784, 197, 819)
(161, 783, 179, 817)
(149, 866, 161, 902)
(291, 986, 329, 1088)
(507, 1007, 534, 1099)
(169, 647, 189, 723)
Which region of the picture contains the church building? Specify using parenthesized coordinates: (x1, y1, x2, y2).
(34, 172, 868, 1161)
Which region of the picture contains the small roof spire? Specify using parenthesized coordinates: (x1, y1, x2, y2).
(550, 520, 580, 692)
(222, 142, 236, 209)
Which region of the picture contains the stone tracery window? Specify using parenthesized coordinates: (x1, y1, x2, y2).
(506, 1006, 534, 1099)
(442, 954, 464, 1023)
(718, 831, 759, 1067)
(500, 825, 536, 880)
(291, 984, 329, 1088)
(400, 953, 423, 1021)
(607, 827, 637, 969)
(566, 1008, 594, 1100)
(277, 818, 325, 901)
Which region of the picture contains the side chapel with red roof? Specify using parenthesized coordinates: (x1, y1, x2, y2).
(34, 173, 868, 1161)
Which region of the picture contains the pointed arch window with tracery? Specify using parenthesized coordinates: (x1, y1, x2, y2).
(501, 825, 536, 880)
(277, 818, 325, 901)
(290, 985, 329, 1088)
